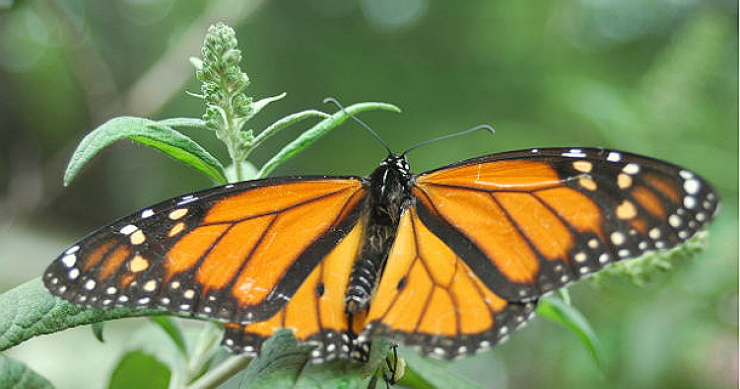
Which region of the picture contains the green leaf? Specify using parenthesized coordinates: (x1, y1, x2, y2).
(558, 288, 571, 305)
(391, 365, 436, 389)
(150, 316, 189, 358)
(248, 92, 287, 120)
(251, 110, 332, 151)
(107, 350, 171, 389)
(257, 102, 401, 178)
(156, 118, 209, 130)
(396, 348, 482, 389)
(91, 322, 105, 342)
(63, 116, 227, 186)
(591, 231, 708, 286)
(0, 354, 55, 389)
(238, 330, 387, 389)
(0, 278, 174, 352)
(537, 297, 604, 371)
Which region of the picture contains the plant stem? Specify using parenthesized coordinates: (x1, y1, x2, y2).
(186, 356, 251, 389)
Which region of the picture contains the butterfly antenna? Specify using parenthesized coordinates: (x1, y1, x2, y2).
(401, 124, 495, 156)
(324, 97, 393, 155)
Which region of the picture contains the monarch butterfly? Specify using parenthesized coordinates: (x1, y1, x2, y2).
(44, 126, 718, 363)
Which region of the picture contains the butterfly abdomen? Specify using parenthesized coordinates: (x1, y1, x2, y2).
(345, 155, 413, 315)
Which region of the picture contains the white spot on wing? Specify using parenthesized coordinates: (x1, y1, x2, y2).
(177, 195, 198, 205)
(606, 152, 621, 162)
(562, 149, 587, 158)
(119, 224, 138, 235)
(610, 232, 625, 245)
(622, 163, 640, 175)
(669, 215, 682, 228)
(61, 254, 76, 268)
(574, 252, 587, 263)
(684, 179, 700, 195)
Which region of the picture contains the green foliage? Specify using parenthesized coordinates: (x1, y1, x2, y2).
(63, 117, 227, 186)
(591, 232, 709, 286)
(91, 321, 106, 342)
(193, 23, 323, 182)
(0, 354, 55, 389)
(395, 348, 482, 389)
(537, 298, 604, 372)
(107, 350, 171, 389)
(151, 316, 189, 358)
(238, 331, 386, 389)
(257, 102, 401, 178)
(0, 278, 168, 352)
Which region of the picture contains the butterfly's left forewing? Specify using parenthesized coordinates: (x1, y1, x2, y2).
(44, 177, 367, 325)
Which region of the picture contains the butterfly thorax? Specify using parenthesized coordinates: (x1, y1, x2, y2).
(345, 154, 412, 316)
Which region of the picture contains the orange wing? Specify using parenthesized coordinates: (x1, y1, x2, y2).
(411, 148, 719, 302)
(362, 208, 536, 358)
(362, 148, 718, 360)
(223, 221, 365, 362)
(44, 177, 366, 325)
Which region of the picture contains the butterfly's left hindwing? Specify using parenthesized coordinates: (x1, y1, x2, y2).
(223, 220, 366, 362)
(44, 177, 366, 325)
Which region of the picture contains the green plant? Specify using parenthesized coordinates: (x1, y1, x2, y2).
(0, 22, 708, 389)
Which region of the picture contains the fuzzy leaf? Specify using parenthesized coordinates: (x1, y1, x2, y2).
(107, 350, 171, 389)
(63, 116, 226, 186)
(156, 118, 209, 130)
(251, 110, 332, 150)
(250, 92, 287, 119)
(150, 316, 189, 358)
(91, 322, 105, 343)
(0, 354, 55, 389)
(537, 297, 604, 371)
(0, 278, 172, 352)
(238, 330, 388, 389)
(397, 349, 482, 389)
(257, 102, 401, 178)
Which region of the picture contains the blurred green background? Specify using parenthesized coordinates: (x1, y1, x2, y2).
(0, 0, 737, 388)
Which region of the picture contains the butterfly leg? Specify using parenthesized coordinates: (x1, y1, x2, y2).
(382, 344, 403, 388)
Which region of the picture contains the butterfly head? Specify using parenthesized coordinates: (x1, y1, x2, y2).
(380, 154, 411, 176)
(365, 154, 413, 215)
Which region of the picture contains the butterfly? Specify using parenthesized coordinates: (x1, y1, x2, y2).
(44, 145, 718, 362)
